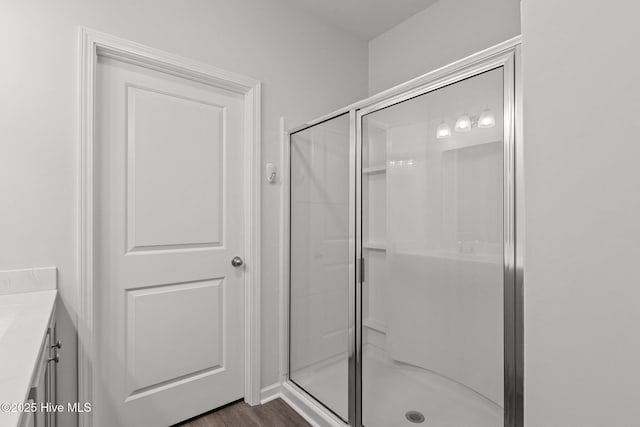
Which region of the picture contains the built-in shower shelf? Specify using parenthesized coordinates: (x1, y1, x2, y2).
(363, 165, 386, 174)
(363, 318, 387, 334)
(363, 241, 387, 251)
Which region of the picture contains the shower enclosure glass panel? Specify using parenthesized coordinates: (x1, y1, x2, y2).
(289, 114, 351, 421)
(361, 68, 505, 426)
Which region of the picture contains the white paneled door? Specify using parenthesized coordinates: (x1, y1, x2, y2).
(94, 55, 245, 427)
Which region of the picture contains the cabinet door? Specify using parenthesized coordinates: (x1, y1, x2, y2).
(46, 324, 58, 427)
(34, 358, 47, 427)
(32, 325, 57, 427)
(19, 400, 35, 427)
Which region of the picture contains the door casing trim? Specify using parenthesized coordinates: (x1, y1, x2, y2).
(77, 27, 261, 427)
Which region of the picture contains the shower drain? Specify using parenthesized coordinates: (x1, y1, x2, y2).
(405, 410, 426, 423)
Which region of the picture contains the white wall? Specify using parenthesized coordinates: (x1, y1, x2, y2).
(368, 0, 521, 95)
(0, 1, 367, 425)
(522, 1, 640, 425)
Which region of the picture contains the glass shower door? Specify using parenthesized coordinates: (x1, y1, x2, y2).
(360, 67, 508, 426)
(289, 113, 352, 422)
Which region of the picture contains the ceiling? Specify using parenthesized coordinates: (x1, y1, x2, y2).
(283, 0, 440, 40)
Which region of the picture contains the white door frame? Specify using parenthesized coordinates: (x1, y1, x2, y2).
(77, 27, 261, 427)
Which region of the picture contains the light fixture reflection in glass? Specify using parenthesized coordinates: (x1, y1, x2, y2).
(478, 106, 496, 128)
(436, 121, 451, 139)
(454, 113, 472, 132)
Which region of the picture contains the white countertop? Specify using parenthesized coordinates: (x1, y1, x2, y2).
(0, 289, 57, 427)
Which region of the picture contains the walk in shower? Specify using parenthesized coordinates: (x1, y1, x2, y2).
(287, 40, 522, 427)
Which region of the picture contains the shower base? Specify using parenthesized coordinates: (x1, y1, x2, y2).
(293, 346, 502, 427)
(362, 345, 503, 427)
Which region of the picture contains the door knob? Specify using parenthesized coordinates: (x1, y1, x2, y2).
(231, 256, 244, 267)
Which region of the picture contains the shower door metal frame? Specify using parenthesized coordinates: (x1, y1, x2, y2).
(355, 45, 522, 427)
(285, 110, 357, 427)
(283, 36, 522, 427)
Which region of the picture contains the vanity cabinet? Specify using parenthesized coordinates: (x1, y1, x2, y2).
(0, 269, 58, 427)
(21, 312, 59, 427)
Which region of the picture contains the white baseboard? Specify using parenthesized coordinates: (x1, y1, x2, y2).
(257, 381, 346, 427)
(280, 382, 345, 427)
(259, 382, 282, 404)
